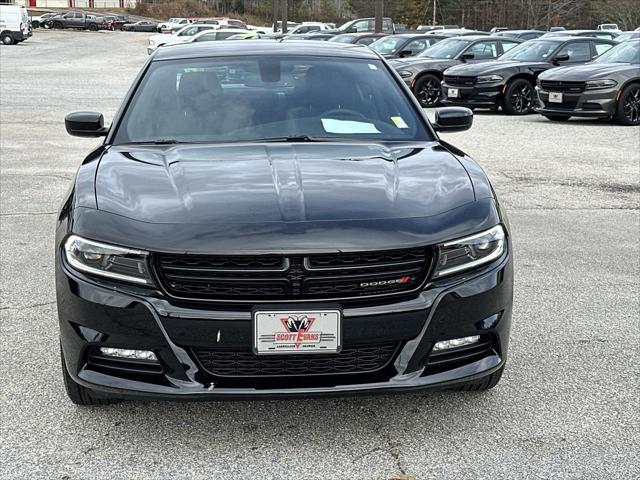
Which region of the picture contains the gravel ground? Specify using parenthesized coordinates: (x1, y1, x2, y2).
(1, 30, 639, 480)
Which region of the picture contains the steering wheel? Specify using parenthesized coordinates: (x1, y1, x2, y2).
(322, 108, 369, 121)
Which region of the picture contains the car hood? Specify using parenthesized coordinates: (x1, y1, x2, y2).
(538, 62, 639, 81)
(446, 60, 547, 75)
(389, 57, 448, 67)
(95, 142, 475, 225)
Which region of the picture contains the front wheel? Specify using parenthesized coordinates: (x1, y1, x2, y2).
(53, 21, 63, 29)
(1, 33, 14, 45)
(413, 74, 442, 107)
(88, 23, 98, 31)
(543, 114, 571, 122)
(614, 83, 640, 126)
(502, 78, 535, 115)
(60, 346, 118, 406)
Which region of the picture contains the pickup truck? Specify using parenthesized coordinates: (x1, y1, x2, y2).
(44, 11, 104, 31)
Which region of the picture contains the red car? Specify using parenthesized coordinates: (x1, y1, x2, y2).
(103, 15, 128, 31)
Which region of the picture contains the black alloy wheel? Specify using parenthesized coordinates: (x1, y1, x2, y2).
(503, 79, 534, 115)
(615, 84, 640, 126)
(414, 74, 442, 107)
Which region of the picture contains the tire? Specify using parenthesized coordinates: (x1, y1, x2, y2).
(413, 74, 442, 108)
(88, 23, 98, 32)
(543, 114, 571, 122)
(32, 21, 40, 29)
(502, 78, 535, 115)
(614, 83, 640, 126)
(1, 33, 14, 45)
(60, 346, 118, 406)
(53, 21, 63, 29)
(449, 365, 505, 391)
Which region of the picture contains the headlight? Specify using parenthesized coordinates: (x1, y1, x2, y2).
(476, 75, 503, 84)
(433, 225, 506, 278)
(398, 70, 413, 78)
(585, 79, 617, 90)
(64, 235, 153, 285)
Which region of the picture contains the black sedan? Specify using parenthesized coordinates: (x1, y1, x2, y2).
(441, 36, 617, 114)
(122, 21, 158, 32)
(390, 35, 523, 107)
(369, 33, 447, 59)
(57, 40, 512, 404)
(536, 39, 640, 125)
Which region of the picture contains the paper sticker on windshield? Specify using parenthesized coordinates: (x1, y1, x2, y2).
(391, 116, 409, 129)
(321, 118, 381, 134)
(368, 64, 378, 70)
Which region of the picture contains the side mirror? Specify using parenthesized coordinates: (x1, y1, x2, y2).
(432, 107, 473, 132)
(399, 49, 413, 57)
(460, 52, 475, 61)
(65, 112, 108, 137)
(553, 53, 570, 64)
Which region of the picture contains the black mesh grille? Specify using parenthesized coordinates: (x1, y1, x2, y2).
(539, 80, 586, 93)
(194, 343, 400, 377)
(154, 248, 431, 301)
(444, 75, 477, 86)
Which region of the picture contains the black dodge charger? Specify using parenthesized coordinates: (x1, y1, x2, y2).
(57, 41, 513, 404)
(536, 39, 640, 125)
(441, 36, 618, 114)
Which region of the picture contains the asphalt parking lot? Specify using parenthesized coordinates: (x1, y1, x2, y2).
(1, 29, 639, 479)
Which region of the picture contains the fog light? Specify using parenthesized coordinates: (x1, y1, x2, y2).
(433, 335, 480, 351)
(99, 347, 157, 361)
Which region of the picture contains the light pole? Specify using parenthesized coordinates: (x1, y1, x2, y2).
(374, 0, 384, 33)
(433, 0, 437, 26)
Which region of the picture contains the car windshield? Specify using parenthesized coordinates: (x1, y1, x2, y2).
(593, 41, 640, 64)
(616, 32, 639, 42)
(499, 40, 560, 61)
(329, 35, 356, 43)
(418, 38, 469, 58)
(114, 56, 431, 144)
(370, 37, 406, 54)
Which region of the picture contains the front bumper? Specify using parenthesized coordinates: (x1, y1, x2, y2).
(57, 251, 513, 400)
(535, 86, 618, 118)
(441, 81, 504, 108)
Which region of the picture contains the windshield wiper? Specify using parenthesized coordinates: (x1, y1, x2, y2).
(122, 139, 184, 145)
(254, 135, 346, 143)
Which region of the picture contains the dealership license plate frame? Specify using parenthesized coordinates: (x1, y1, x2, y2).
(253, 309, 342, 355)
(448, 88, 459, 98)
(549, 92, 563, 103)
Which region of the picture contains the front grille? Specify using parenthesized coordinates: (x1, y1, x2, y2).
(154, 248, 432, 301)
(194, 343, 400, 377)
(444, 75, 477, 86)
(539, 80, 586, 93)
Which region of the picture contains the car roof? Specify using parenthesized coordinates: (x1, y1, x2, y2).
(498, 29, 545, 34)
(154, 39, 381, 61)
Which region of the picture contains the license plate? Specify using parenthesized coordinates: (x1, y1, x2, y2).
(549, 92, 563, 103)
(253, 310, 341, 354)
(448, 88, 459, 98)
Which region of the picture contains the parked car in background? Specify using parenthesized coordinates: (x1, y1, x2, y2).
(441, 36, 617, 114)
(281, 33, 336, 41)
(335, 17, 395, 34)
(615, 31, 640, 42)
(148, 24, 218, 54)
(597, 23, 620, 32)
(390, 36, 522, 107)
(328, 32, 388, 46)
(426, 28, 489, 37)
(286, 22, 332, 35)
(417, 24, 458, 31)
(495, 30, 546, 40)
(541, 29, 619, 40)
(103, 15, 128, 31)
(490, 27, 509, 33)
(0, 3, 30, 45)
(30, 12, 57, 29)
(535, 39, 640, 125)
(157, 17, 190, 34)
(44, 11, 104, 31)
(186, 28, 252, 44)
(122, 21, 158, 33)
(370, 33, 447, 59)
